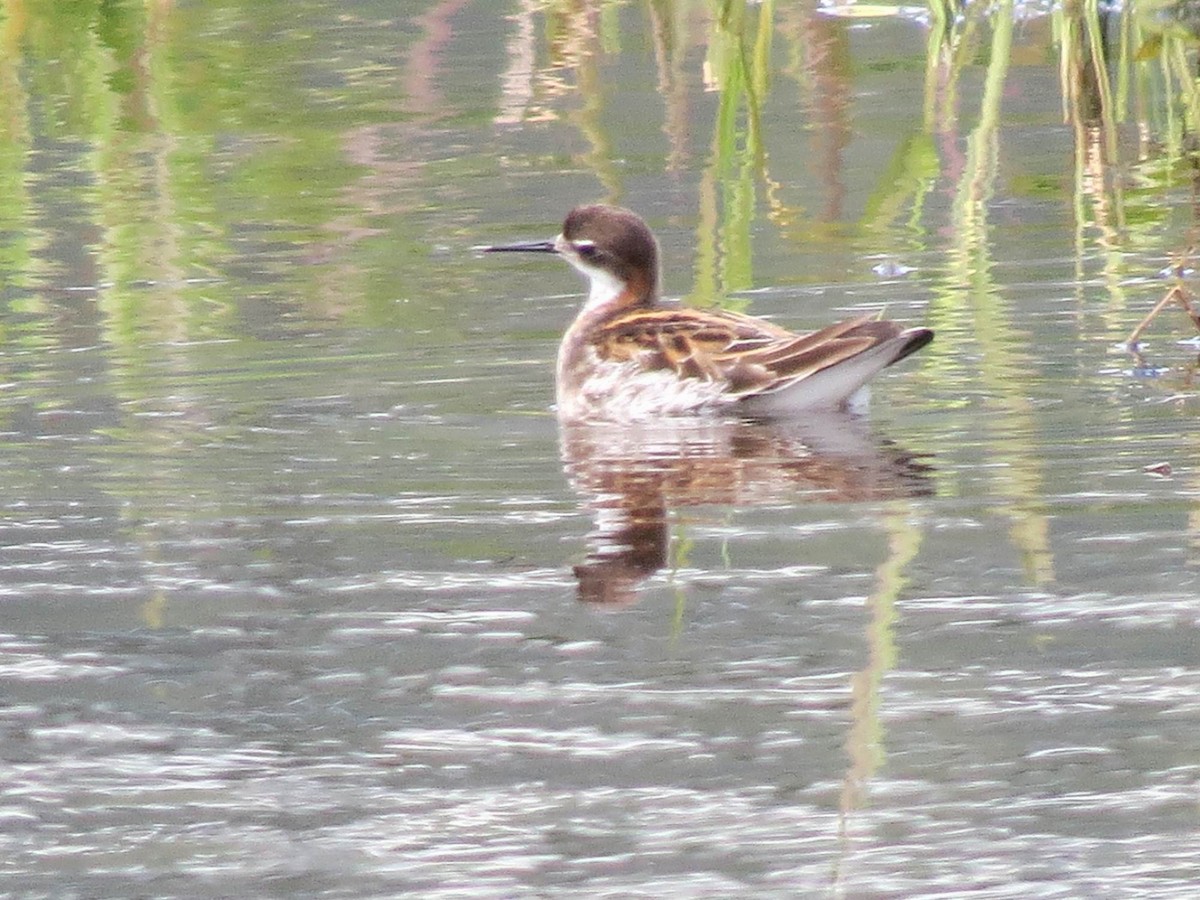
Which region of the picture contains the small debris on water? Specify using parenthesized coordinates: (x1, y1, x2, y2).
(1143, 461, 1172, 477)
(1157, 265, 1196, 279)
(871, 260, 917, 278)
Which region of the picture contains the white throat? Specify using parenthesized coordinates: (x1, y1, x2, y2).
(554, 233, 638, 312)
(578, 264, 627, 312)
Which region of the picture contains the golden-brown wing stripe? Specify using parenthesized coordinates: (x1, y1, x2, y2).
(588, 308, 907, 395)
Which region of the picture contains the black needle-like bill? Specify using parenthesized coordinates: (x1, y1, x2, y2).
(481, 240, 557, 254)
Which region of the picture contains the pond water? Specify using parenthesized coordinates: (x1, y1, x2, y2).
(2, 1, 1199, 896)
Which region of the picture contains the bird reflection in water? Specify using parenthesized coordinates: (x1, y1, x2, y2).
(560, 414, 934, 606)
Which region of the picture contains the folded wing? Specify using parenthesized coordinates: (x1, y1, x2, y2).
(589, 308, 931, 409)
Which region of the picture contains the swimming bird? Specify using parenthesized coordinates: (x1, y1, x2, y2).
(484, 204, 932, 422)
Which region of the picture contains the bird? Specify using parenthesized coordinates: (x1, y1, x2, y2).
(483, 204, 932, 422)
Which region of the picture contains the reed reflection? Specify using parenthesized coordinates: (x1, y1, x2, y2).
(560, 413, 933, 606)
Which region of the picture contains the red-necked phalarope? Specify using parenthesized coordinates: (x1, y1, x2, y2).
(484, 204, 933, 422)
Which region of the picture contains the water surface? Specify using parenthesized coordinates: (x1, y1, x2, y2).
(1, 1, 1199, 896)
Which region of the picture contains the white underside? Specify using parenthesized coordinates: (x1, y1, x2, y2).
(557, 332, 919, 423)
(557, 358, 734, 422)
(738, 332, 919, 417)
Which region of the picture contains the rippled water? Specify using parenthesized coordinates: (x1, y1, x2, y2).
(2, 1, 1200, 897)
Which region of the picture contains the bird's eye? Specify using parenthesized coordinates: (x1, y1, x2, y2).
(574, 241, 599, 259)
